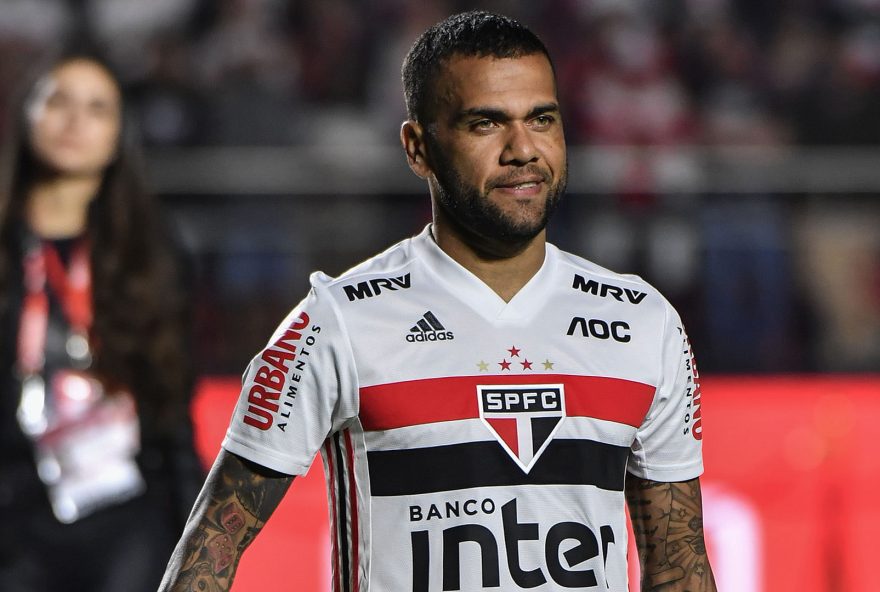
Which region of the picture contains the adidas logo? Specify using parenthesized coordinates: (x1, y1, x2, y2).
(406, 311, 455, 343)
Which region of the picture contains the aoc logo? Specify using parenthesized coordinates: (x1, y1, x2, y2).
(478, 384, 565, 473)
(572, 274, 647, 305)
(567, 318, 631, 343)
(343, 273, 411, 301)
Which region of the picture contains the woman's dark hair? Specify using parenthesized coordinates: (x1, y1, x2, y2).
(402, 10, 554, 124)
(0, 50, 192, 432)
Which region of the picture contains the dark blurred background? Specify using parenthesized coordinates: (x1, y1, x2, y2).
(2, 0, 879, 377)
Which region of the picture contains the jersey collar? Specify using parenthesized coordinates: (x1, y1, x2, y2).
(411, 224, 559, 323)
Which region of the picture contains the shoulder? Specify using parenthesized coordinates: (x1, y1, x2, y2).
(551, 244, 674, 314)
(309, 233, 420, 305)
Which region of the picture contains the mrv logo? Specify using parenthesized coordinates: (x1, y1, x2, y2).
(478, 384, 565, 473)
(572, 274, 646, 304)
(410, 498, 617, 591)
(343, 273, 410, 301)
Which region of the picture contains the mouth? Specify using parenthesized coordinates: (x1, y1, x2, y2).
(493, 176, 546, 195)
(504, 180, 541, 189)
(55, 136, 86, 150)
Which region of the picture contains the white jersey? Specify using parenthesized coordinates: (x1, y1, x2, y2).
(223, 225, 704, 592)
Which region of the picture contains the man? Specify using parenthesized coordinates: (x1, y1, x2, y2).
(160, 11, 716, 592)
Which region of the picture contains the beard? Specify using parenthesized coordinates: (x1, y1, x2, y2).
(430, 155, 567, 248)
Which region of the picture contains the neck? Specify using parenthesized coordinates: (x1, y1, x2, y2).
(26, 175, 101, 239)
(431, 214, 547, 303)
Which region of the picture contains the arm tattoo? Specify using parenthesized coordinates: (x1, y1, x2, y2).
(161, 450, 293, 592)
(625, 476, 717, 591)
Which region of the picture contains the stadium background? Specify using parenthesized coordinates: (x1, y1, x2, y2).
(2, 0, 879, 590)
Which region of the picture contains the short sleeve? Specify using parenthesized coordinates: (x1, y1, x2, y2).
(222, 277, 358, 475)
(627, 303, 704, 481)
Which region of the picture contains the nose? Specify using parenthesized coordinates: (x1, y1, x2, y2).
(500, 123, 539, 166)
(61, 104, 87, 133)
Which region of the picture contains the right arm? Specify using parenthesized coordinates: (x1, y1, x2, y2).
(158, 449, 294, 592)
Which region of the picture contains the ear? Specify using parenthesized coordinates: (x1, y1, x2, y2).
(400, 119, 432, 179)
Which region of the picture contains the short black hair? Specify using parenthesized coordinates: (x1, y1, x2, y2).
(402, 10, 553, 123)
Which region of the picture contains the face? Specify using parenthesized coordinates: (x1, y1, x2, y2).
(27, 59, 122, 178)
(413, 53, 567, 247)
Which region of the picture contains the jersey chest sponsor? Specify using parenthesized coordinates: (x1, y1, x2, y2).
(405, 496, 620, 591)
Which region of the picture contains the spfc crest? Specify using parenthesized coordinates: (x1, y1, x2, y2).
(477, 384, 566, 473)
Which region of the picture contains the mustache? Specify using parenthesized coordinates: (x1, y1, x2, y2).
(487, 165, 552, 189)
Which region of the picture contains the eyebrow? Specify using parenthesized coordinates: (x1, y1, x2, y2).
(455, 102, 560, 124)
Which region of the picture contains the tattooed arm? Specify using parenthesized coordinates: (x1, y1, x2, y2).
(158, 449, 294, 592)
(625, 476, 717, 592)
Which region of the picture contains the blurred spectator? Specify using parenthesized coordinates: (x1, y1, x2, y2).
(562, 6, 696, 147)
(85, 0, 199, 82)
(0, 51, 202, 591)
(0, 0, 70, 47)
(366, 0, 454, 139)
(795, 197, 880, 371)
(291, 0, 370, 105)
(193, 0, 301, 144)
(0, 1, 71, 140)
(788, 22, 880, 145)
(129, 34, 207, 147)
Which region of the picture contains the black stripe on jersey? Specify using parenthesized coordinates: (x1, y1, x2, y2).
(366, 439, 629, 496)
(423, 311, 445, 330)
(531, 417, 560, 454)
(332, 433, 351, 592)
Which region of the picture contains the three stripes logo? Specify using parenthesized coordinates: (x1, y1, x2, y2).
(406, 311, 455, 343)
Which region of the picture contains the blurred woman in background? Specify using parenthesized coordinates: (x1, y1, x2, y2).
(0, 51, 202, 591)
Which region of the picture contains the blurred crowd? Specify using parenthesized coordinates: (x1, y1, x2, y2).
(2, 0, 879, 374)
(3, 0, 879, 147)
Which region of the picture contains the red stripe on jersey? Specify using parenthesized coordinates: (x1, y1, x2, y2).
(359, 374, 654, 430)
(323, 440, 341, 592)
(564, 376, 656, 427)
(344, 429, 360, 592)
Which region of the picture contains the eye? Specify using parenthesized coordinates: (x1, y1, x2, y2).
(45, 92, 71, 109)
(531, 114, 556, 128)
(88, 99, 117, 118)
(470, 119, 498, 132)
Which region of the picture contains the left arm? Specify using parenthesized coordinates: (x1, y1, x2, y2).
(625, 475, 717, 592)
